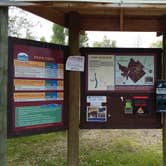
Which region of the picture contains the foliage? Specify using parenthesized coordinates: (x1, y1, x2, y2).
(40, 36, 46, 42)
(51, 24, 66, 45)
(51, 24, 89, 46)
(80, 32, 89, 47)
(150, 40, 162, 48)
(93, 35, 116, 47)
(8, 7, 38, 40)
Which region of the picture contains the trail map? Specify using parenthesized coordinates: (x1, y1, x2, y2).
(115, 56, 154, 85)
(88, 55, 115, 90)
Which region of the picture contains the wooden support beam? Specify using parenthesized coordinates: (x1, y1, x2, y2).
(120, 8, 124, 31)
(80, 16, 161, 31)
(162, 14, 166, 166)
(0, 7, 8, 166)
(163, 33, 166, 166)
(66, 12, 80, 166)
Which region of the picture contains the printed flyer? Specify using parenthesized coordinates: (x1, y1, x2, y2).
(87, 96, 106, 106)
(87, 106, 107, 122)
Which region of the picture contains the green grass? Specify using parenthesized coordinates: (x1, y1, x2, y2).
(7, 130, 162, 166)
(80, 139, 162, 166)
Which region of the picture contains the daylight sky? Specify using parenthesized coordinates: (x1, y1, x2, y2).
(33, 17, 162, 48)
(10, 7, 162, 47)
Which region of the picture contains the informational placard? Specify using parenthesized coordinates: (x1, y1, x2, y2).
(116, 56, 154, 86)
(156, 80, 166, 112)
(86, 96, 107, 122)
(8, 37, 67, 137)
(88, 55, 115, 90)
(87, 53, 156, 93)
(15, 104, 62, 127)
(80, 48, 161, 129)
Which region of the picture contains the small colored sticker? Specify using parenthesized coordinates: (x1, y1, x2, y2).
(124, 99, 133, 114)
(17, 52, 29, 61)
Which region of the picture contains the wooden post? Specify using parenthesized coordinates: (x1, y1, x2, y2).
(162, 14, 166, 166)
(0, 7, 8, 166)
(163, 32, 166, 166)
(66, 12, 80, 166)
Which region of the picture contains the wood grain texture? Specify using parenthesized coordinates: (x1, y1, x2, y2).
(20, 2, 166, 31)
(66, 12, 80, 166)
(162, 14, 166, 166)
(0, 7, 8, 166)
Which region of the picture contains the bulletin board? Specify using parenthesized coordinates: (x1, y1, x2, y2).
(80, 48, 162, 129)
(8, 37, 68, 137)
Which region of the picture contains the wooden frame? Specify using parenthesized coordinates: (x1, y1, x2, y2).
(8, 37, 69, 137)
(80, 47, 162, 129)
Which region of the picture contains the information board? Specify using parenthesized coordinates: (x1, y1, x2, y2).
(87, 53, 157, 93)
(156, 80, 166, 112)
(80, 48, 162, 129)
(8, 37, 68, 137)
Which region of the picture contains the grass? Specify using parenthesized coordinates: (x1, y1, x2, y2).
(7, 129, 162, 166)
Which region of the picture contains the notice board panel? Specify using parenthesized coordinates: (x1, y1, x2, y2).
(8, 37, 68, 137)
(80, 48, 162, 129)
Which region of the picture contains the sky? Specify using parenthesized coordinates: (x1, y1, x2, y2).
(10, 7, 162, 47)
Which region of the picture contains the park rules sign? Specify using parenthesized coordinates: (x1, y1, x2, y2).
(8, 37, 68, 137)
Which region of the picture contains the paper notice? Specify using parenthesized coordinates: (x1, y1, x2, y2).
(66, 56, 85, 72)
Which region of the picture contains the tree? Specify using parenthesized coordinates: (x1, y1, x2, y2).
(80, 32, 89, 47)
(150, 40, 162, 48)
(92, 35, 116, 47)
(40, 36, 46, 42)
(51, 24, 89, 46)
(51, 24, 66, 45)
(8, 7, 37, 40)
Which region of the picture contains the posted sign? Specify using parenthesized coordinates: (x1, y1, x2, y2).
(8, 37, 68, 137)
(80, 48, 162, 129)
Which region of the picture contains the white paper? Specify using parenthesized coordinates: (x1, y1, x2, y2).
(66, 56, 85, 72)
(87, 96, 106, 106)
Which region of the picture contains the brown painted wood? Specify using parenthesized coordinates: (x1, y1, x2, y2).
(162, 14, 166, 166)
(162, 34, 166, 166)
(80, 48, 162, 129)
(19, 2, 166, 32)
(0, 7, 8, 166)
(120, 8, 124, 31)
(80, 15, 161, 31)
(66, 12, 80, 166)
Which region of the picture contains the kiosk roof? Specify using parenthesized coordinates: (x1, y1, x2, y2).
(9, 1, 166, 31)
